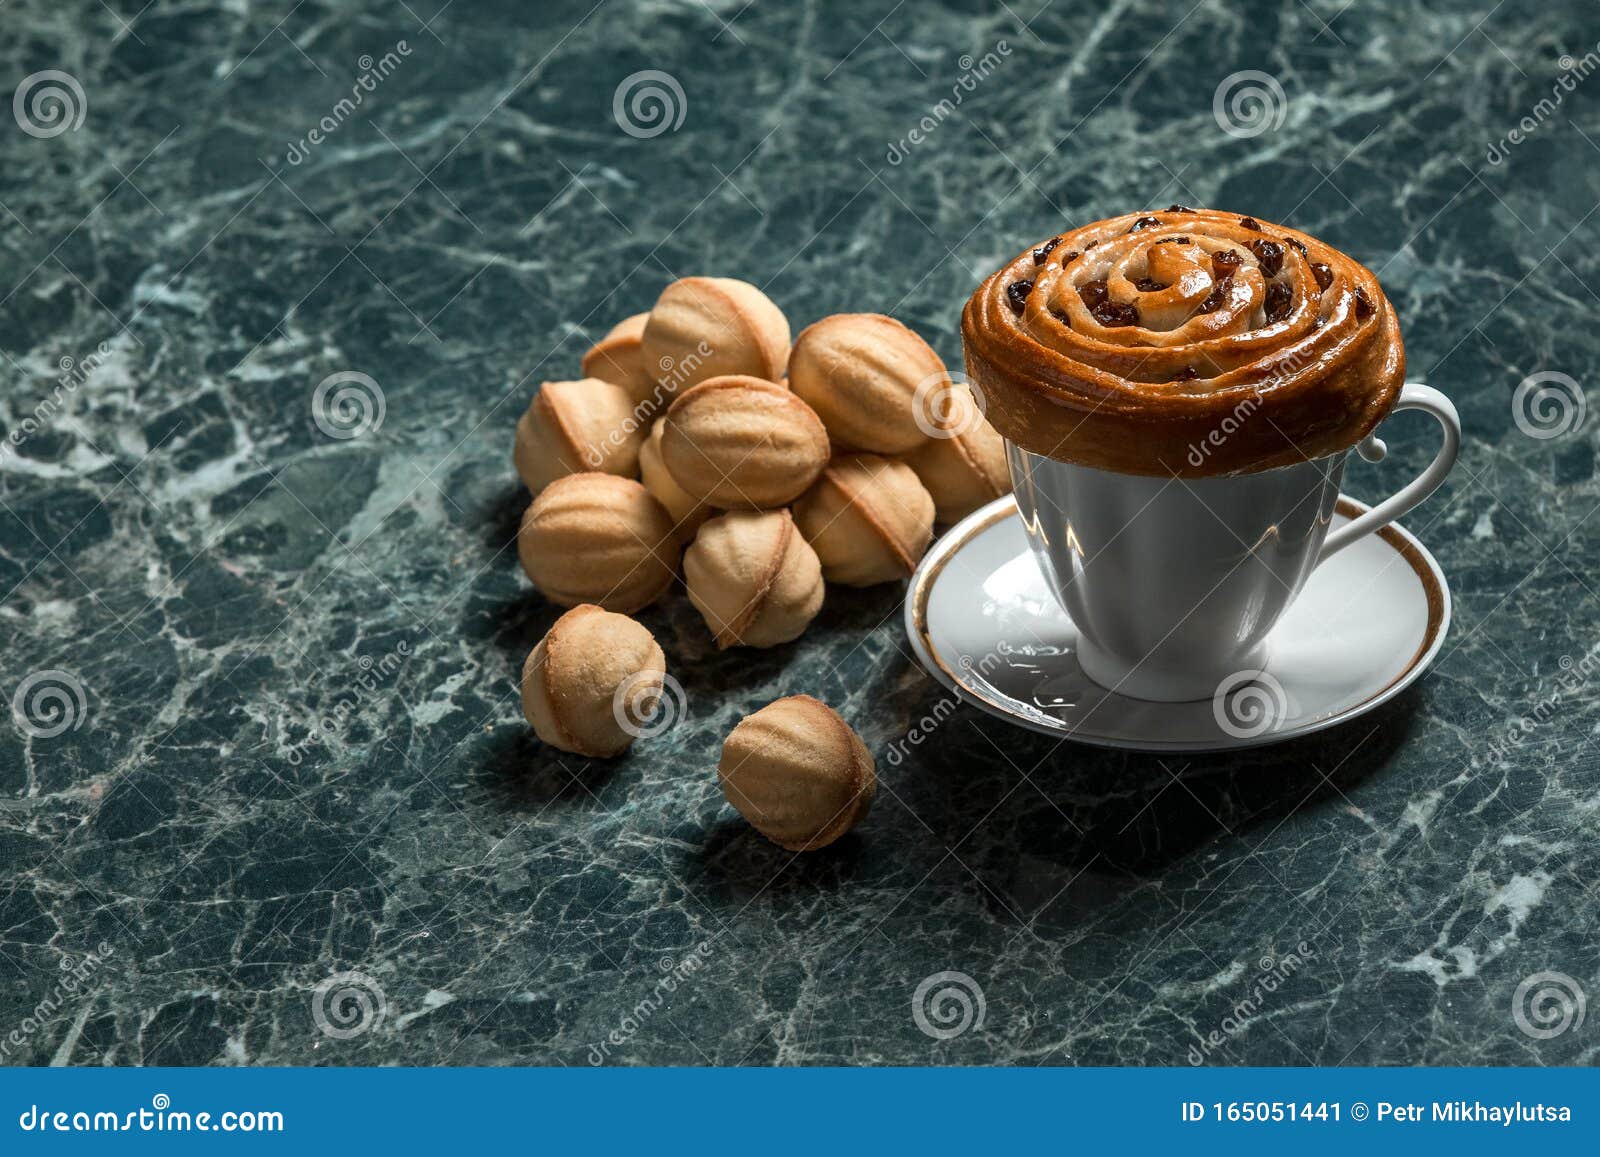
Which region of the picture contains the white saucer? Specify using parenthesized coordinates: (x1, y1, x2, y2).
(903, 495, 1451, 752)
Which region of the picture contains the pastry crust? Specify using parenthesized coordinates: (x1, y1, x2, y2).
(961, 208, 1405, 477)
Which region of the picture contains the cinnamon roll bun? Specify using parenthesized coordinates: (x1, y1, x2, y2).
(961, 208, 1405, 477)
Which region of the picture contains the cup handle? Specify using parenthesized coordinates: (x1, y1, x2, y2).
(1318, 381, 1460, 563)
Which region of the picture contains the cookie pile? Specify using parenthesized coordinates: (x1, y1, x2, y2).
(510, 276, 1011, 849)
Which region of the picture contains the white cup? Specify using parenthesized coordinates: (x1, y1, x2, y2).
(1007, 382, 1461, 702)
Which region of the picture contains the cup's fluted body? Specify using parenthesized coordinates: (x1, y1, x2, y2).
(1007, 445, 1345, 701)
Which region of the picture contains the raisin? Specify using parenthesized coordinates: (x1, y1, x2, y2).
(1166, 204, 1194, 213)
(1127, 215, 1161, 232)
(1211, 249, 1244, 279)
(1264, 280, 1292, 323)
(1310, 262, 1334, 291)
(1284, 236, 1308, 256)
(1354, 286, 1374, 320)
(1249, 238, 1285, 277)
(1172, 365, 1200, 381)
(1152, 235, 1191, 245)
(1239, 215, 1262, 231)
(1078, 279, 1109, 309)
(1049, 306, 1071, 324)
(1060, 249, 1080, 265)
(1199, 275, 1233, 313)
(1134, 276, 1168, 292)
(1033, 238, 1061, 265)
(1091, 300, 1140, 327)
(1006, 279, 1035, 315)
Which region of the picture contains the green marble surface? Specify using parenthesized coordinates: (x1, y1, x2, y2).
(2, 0, 1599, 1066)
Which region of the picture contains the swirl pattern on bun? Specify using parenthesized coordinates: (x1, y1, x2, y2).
(961, 208, 1404, 476)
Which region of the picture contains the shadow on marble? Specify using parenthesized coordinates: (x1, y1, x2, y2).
(694, 818, 873, 897)
(479, 589, 566, 676)
(481, 480, 529, 553)
(473, 718, 628, 811)
(793, 689, 1423, 937)
(926, 691, 1417, 864)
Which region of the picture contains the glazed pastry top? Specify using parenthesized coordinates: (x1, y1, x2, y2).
(961, 208, 1405, 476)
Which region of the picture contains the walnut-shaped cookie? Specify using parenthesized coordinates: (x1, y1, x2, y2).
(718, 695, 875, 851)
(902, 386, 1011, 523)
(684, 510, 824, 649)
(582, 313, 667, 416)
(787, 313, 947, 454)
(638, 418, 710, 542)
(660, 376, 829, 509)
(513, 378, 644, 496)
(522, 604, 666, 758)
(517, 473, 678, 613)
(641, 277, 790, 390)
(792, 454, 934, 586)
